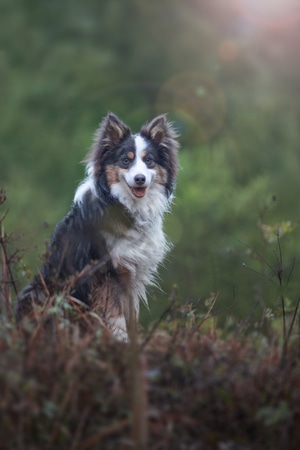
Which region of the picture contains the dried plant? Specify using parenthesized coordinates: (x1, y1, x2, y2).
(1, 190, 300, 449)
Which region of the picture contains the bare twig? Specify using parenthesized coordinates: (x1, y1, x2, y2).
(140, 286, 177, 351)
(128, 292, 148, 450)
(79, 419, 130, 450)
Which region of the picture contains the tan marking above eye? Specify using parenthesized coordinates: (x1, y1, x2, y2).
(141, 150, 147, 159)
(127, 151, 135, 160)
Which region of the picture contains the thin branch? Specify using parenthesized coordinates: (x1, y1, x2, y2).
(285, 257, 295, 288)
(139, 288, 177, 352)
(242, 262, 278, 287)
(286, 297, 300, 347)
(239, 240, 278, 279)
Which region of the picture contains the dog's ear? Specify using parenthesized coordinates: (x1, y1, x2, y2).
(141, 115, 180, 196)
(96, 113, 131, 150)
(140, 114, 177, 147)
(85, 113, 131, 178)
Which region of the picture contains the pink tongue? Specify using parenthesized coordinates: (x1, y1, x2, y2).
(132, 187, 147, 198)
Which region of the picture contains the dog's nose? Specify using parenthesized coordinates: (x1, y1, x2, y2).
(134, 174, 146, 185)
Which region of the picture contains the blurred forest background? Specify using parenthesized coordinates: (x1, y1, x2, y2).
(1, 0, 300, 326)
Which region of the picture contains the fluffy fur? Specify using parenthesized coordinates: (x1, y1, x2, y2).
(16, 113, 179, 340)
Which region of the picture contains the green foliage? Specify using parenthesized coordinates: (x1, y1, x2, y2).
(2, 0, 300, 324)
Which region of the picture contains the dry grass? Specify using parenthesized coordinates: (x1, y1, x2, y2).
(1, 188, 300, 450)
(0, 312, 299, 450)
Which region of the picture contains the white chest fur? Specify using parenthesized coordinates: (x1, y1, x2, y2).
(101, 216, 169, 338)
(102, 215, 169, 299)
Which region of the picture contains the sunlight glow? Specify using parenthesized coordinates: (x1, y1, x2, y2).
(236, 0, 300, 28)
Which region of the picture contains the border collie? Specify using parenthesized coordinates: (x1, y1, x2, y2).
(17, 113, 179, 340)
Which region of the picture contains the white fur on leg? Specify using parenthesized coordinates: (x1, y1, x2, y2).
(108, 316, 128, 342)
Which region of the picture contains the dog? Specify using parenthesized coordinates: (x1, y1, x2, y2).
(16, 113, 179, 340)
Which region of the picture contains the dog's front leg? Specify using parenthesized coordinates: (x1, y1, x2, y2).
(91, 270, 133, 342)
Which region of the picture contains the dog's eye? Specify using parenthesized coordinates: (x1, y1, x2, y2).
(145, 156, 155, 168)
(122, 157, 130, 167)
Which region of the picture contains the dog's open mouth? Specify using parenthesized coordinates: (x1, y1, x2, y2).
(131, 187, 147, 198)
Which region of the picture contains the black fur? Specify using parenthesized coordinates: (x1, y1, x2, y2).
(16, 113, 179, 337)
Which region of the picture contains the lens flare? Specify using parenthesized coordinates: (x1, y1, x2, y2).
(218, 39, 239, 63)
(235, 0, 300, 28)
(156, 72, 226, 144)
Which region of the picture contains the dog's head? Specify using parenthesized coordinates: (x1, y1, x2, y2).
(87, 113, 179, 204)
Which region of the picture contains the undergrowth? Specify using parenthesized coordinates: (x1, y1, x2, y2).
(1, 188, 300, 450)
